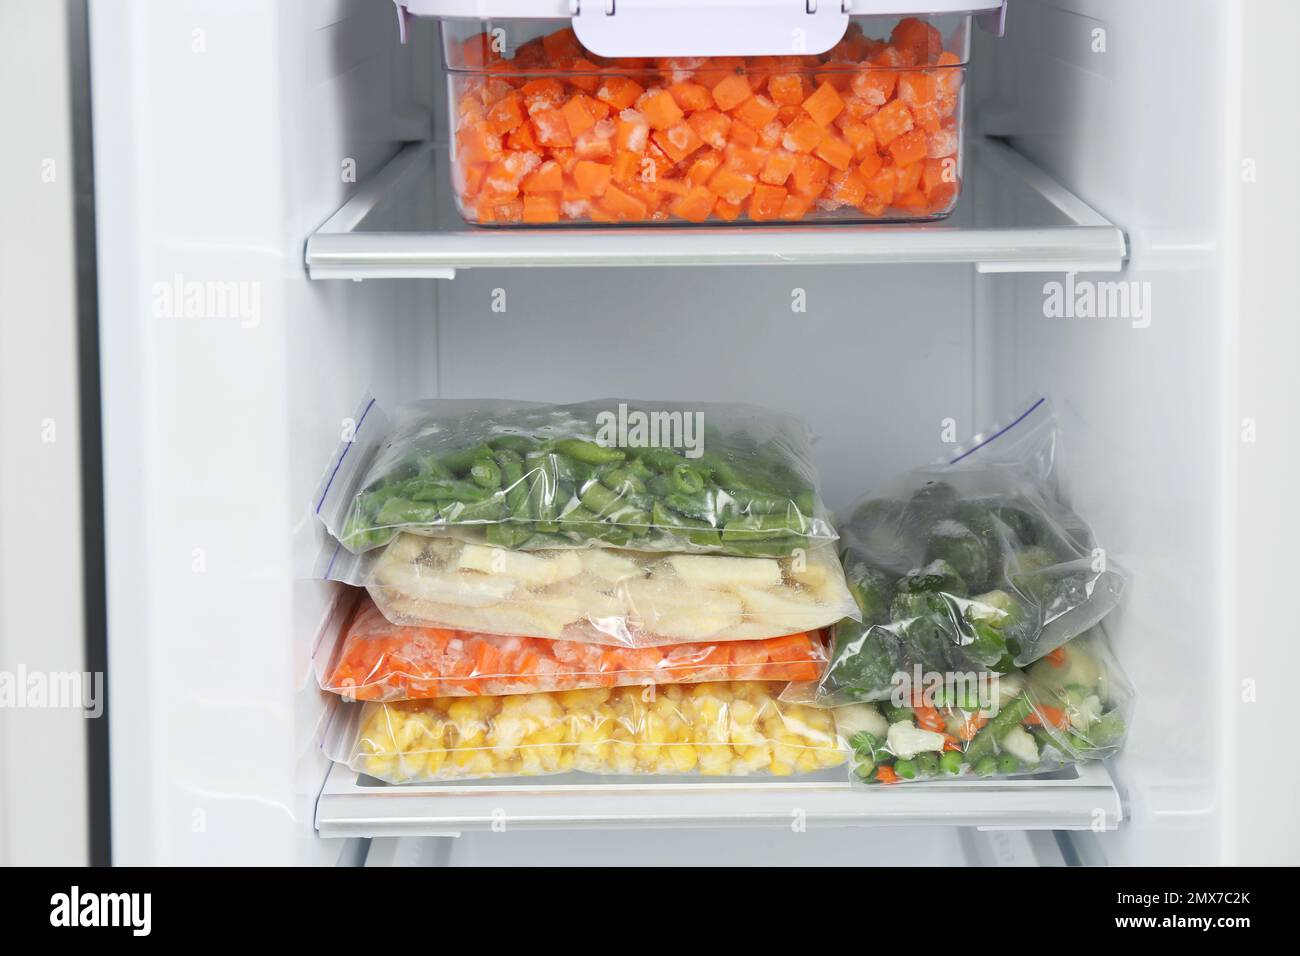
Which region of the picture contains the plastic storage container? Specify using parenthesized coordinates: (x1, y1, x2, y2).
(398, 2, 1005, 226)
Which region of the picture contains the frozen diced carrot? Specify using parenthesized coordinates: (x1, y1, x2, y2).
(486, 93, 524, 136)
(935, 51, 965, 96)
(870, 99, 914, 146)
(830, 168, 869, 207)
(839, 120, 877, 160)
(723, 142, 766, 176)
(791, 154, 831, 197)
(688, 109, 731, 150)
(713, 197, 744, 221)
(894, 189, 929, 213)
(505, 121, 539, 152)
(490, 198, 524, 223)
(561, 95, 598, 137)
(840, 94, 879, 122)
(815, 133, 854, 171)
(695, 57, 746, 89)
(889, 127, 929, 167)
(458, 33, 498, 70)
(686, 149, 723, 187)
(748, 183, 787, 221)
(776, 103, 804, 125)
(652, 121, 704, 163)
(891, 17, 942, 65)
(851, 69, 897, 107)
(522, 193, 560, 223)
(601, 183, 648, 220)
(613, 110, 650, 152)
(596, 76, 645, 111)
(768, 73, 806, 106)
(927, 128, 959, 159)
(895, 161, 923, 195)
(650, 177, 688, 195)
(779, 193, 812, 220)
(922, 156, 958, 201)
(456, 123, 502, 165)
(865, 166, 896, 206)
(640, 89, 684, 129)
(670, 184, 715, 222)
(759, 148, 797, 186)
(669, 81, 714, 112)
(643, 140, 677, 179)
(531, 108, 573, 147)
(898, 72, 939, 108)
(519, 77, 565, 112)
(757, 120, 784, 149)
(520, 159, 563, 194)
(611, 150, 640, 182)
(574, 124, 615, 160)
(728, 120, 760, 148)
(711, 73, 753, 111)
(802, 80, 845, 126)
(781, 115, 825, 153)
(567, 59, 601, 93)
(541, 27, 583, 62)
(573, 160, 613, 197)
(707, 166, 757, 204)
(857, 149, 884, 179)
(735, 93, 779, 130)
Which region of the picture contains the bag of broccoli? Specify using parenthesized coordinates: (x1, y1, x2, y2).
(815, 398, 1128, 706)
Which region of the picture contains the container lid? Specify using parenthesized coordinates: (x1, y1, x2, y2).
(396, 1, 1007, 55)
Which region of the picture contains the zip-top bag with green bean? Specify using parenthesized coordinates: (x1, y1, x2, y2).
(315, 395, 838, 558)
(832, 629, 1132, 784)
(813, 398, 1128, 706)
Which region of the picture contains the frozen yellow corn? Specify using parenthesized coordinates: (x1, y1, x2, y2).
(349, 681, 848, 783)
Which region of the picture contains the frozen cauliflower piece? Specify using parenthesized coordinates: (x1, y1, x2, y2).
(886, 720, 946, 760)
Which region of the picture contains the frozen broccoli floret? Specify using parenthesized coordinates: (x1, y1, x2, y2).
(888, 591, 960, 667)
(897, 559, 968, 597)
(844, 561, 895, 625)
(926, 519, 994, 592)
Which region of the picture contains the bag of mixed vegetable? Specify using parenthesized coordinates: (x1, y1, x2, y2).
(834, 629, 1132, 783)
(314, 396, 837, 559)
(814, 398, 1128, 706)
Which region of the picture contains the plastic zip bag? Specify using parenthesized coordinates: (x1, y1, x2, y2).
(835, 629, 1132, 783)
(314, 395, 837, 558)
(814, 398, 1127, 705)
(328, 681, 848, 783)
(318, 532, 859, 647)
(319, 594, 829, 700)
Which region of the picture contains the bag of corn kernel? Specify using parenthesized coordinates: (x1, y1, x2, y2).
(319, 594, 829, 701)
(326, 682, 848, 783)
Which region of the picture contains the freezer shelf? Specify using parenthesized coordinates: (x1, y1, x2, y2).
(315, 759, 1122, 838)
(304, 137, 1127, 279)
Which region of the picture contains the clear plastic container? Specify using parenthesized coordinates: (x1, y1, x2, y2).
(437, 12, 977, 226)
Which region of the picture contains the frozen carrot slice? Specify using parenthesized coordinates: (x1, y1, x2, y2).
(830, 168, 869, 207)
(669, 81, 714, 112)
(748, 182, 787, 221)
(735, 93, 779, 130)
(521, 159, 563, 194)
(456, 123, 502, 165)
(486, 93, 524, 136)
(596, 76, 646, 111)
(889, 127, 929, 167)
(791, 154, 831, 197)
(573, 159, 613, 197)
(870, 99, 914, 146)
(640, 89, 684, 129)
(652, 121, 704, 163)
(613, 110, 650, 152)
(601, 182, 648, 220)
(781, 115, 826, 153)
(561, 95, 598, 138)
(723, 142, 766, 176)
(767, 73, 806, 106)
(670, 184, 716, 222)
(530, 108, 573, 147)
(707, 166, 757, 204)
(759, 148, 797, 186)
(711, 73, 753, 111)
(894, 160, 923, 195)
(802, 80, 845, 126)
(686, 149, 723, 187)
(713, 197, 744, 221)
(687, 109, 731, 150)
(815, 134, 854, 171)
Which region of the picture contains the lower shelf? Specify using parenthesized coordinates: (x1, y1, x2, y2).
(315, 759, 1122, 838)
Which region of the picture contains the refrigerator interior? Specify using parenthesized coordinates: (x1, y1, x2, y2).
(87, 0, 1280, 865)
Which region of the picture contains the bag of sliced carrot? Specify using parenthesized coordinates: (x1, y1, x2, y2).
(319, 594, 828, 701)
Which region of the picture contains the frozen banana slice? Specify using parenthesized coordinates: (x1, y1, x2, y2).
(375, 563, 519, 607)
(665, 554, 782, 589)
(578, 548, 642, 583)
(452, 544, 582, 585)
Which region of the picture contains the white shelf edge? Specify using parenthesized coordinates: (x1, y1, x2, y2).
(315, 759, 1123, 838)
(305, 138, 1128, 279)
